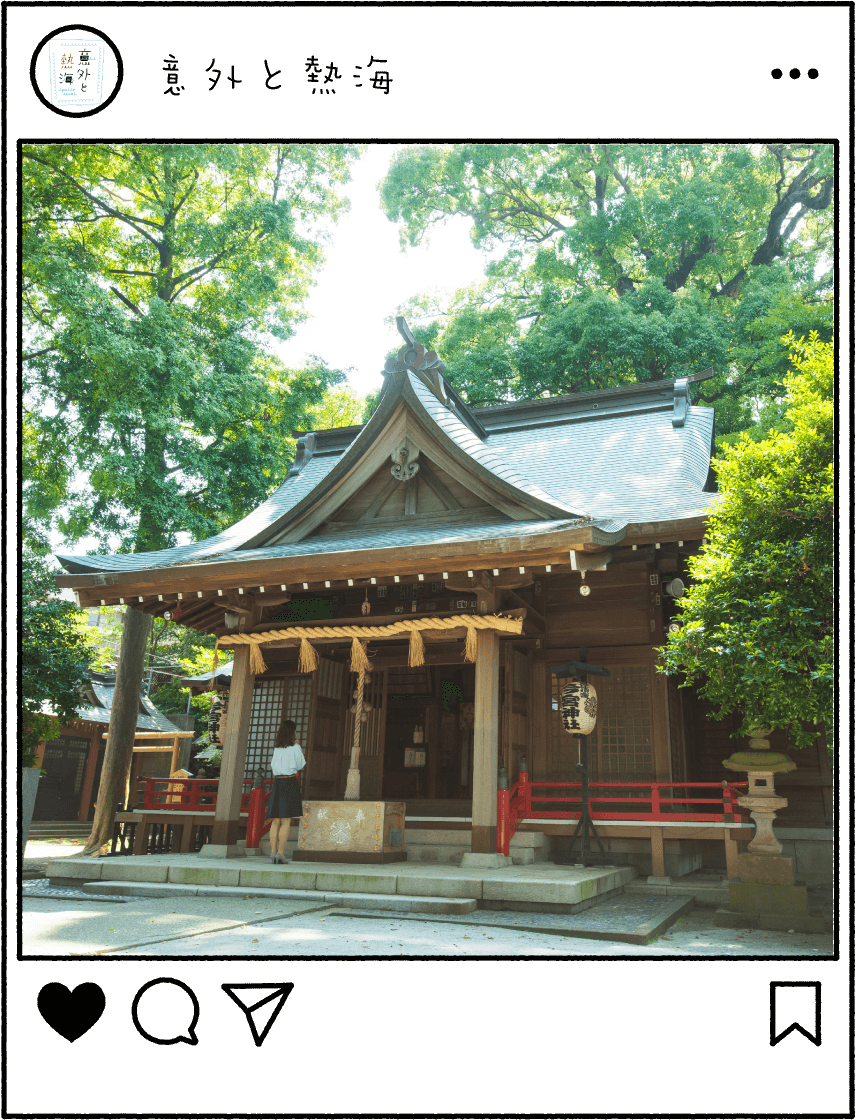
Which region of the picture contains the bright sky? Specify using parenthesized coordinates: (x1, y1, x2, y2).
(50, 145, 488, 562)
(276, 144, 489, 398)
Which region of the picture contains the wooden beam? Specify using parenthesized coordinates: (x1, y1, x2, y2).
(404, 477, 417, 516)
(101, 731, 195, 739)
(503, 589, 545, 631)
(360, 473, 400, 520)
(59, 517, 709, 605)
(417, 460, 462, 510)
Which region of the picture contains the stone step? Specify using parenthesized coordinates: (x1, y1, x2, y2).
(625, 879, 730, 907)
(249, 828, 552, 866)
(83, 880, 476, 915)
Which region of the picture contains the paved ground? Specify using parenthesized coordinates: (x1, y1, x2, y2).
(21, 841, 834, 957)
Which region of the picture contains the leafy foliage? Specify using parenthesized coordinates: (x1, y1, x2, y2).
(306, 383, 367, 430)
(23, 143, 359, 551)
(381, 144, 833, 439)
(659, 335, 833, 747)
(21, 550, 99, 765)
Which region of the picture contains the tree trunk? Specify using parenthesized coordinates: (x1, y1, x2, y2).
(81, 607, 152, 855)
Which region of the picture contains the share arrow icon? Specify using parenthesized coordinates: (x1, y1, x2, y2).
(222, 984, 294, 1047)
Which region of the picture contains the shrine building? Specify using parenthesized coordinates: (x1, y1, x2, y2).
(54, 325, 831, 866)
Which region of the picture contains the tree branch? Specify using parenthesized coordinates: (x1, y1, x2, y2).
(110, 286, 145, 317)
(22, 345, 62, 362)
(22, 151, 163, 245)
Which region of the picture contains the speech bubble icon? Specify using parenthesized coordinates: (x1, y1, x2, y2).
(131, 977, 199, 1046)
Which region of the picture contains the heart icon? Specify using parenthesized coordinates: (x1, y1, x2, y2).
(38, 982, 106, 1042)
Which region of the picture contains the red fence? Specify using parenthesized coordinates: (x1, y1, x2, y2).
(140, 776, 305, 850)
(142, 777, 274, 814)
(497, 774, 749, 856)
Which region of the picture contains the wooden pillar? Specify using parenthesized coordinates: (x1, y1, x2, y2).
(209, 646, 254, 854)
(530, 660, 547, 781)
(650, 826, 666, 878)
(170, 735, 181, 773)
(471, 629, 500, 853)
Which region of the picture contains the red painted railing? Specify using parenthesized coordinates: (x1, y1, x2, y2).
(143, 775, 305, 850)
(497, 774, 749, 856)
(142, 777, 274, 813)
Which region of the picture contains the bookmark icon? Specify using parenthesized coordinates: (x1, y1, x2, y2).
(770, 982, 821, 1046)
(222, 984, 294, 1047)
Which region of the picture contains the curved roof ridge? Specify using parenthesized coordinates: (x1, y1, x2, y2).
(407, 373, 587, 518)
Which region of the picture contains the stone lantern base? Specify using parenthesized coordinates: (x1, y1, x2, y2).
(714, 852, 825, 932)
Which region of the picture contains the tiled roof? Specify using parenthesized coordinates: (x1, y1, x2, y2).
(56, 373, 717, 577)
(83, 682, 183, 732)
(407, 373, 584, 516)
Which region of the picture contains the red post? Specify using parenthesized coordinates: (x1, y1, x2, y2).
(496, 787, 511, 856)
(519, 768, 531, 819)
(245, 770, 267, 850)
(651, 783, 661, 820)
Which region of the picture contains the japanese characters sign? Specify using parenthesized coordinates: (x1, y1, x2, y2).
(47, 36, 104, 108)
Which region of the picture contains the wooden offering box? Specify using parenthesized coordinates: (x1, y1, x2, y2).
(293, 801, 407, 864)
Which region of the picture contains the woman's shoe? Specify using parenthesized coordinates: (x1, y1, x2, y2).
(275, 853, 285, 864)
(270, 854, 276, 863)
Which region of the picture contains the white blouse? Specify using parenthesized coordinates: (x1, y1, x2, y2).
(270, 743, 306, 776)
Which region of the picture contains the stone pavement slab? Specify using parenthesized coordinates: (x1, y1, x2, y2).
(328, 893, 695, 945)
(83, 880, 477, 914)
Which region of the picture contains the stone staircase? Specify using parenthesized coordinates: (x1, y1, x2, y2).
(28, 822, 91, 841)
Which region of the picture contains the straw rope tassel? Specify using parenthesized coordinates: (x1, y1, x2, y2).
(344, 665, 366, 800)
(408, 627, 425, 668)
(349, 637, 371, 674)
(248, 641, 267, 676)
(464, 625, 478, 663)
(298, 637, 318, 674)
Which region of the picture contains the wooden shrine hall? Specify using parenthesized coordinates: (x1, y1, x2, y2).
(55, 321, 831, 862)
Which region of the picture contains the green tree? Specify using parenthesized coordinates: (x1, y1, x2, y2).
(381, 144, 833, 436)
(307, 382, 367, 430)
(23, 143, 359, 551)
(21, 549, 98, 766)
(659, 335, 833, 748)
(23, 144, 359, 855)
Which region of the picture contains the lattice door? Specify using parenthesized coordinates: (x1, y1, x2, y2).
(548, 664, 654, 784)
(243, 678, 286, 780)
(588, 665, 654, 782)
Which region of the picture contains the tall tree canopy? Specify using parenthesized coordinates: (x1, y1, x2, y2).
(381, 144, 833, 437)
(659, 335, 833, 747)
(23, 143, 358, 552)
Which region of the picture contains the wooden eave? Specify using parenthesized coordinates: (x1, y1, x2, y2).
(55, 513, 709, 606)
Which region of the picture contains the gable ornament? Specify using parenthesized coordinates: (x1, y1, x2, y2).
(390, 442, 420, 481)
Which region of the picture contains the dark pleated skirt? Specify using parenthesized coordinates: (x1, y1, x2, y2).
(267, 775, 302, 819)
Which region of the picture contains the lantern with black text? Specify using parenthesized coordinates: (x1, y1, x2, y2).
(561, 679, 597, 735)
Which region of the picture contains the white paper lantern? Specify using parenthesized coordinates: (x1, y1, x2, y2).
(207, 693, 229, 747)
(561, 680, 597, 735)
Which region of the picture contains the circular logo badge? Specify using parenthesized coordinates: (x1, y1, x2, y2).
(30, 24, 123, 117)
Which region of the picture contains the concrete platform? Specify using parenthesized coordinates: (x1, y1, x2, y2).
(47, 853, 635, 912)
(82, 881, 477, 915)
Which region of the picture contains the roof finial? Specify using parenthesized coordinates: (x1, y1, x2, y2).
(396, 316, 419, 370)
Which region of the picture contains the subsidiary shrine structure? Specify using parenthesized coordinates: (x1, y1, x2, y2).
(55, 323, 831, 866)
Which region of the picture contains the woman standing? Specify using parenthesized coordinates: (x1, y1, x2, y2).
(267, 719, 306, 864)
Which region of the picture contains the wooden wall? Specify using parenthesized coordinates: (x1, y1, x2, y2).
(543, 567, 657, 649)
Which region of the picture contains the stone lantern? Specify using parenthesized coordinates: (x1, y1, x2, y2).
(715, 728, 824, 933)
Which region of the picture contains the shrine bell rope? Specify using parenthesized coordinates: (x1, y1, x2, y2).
(215, 613, 524, 676)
